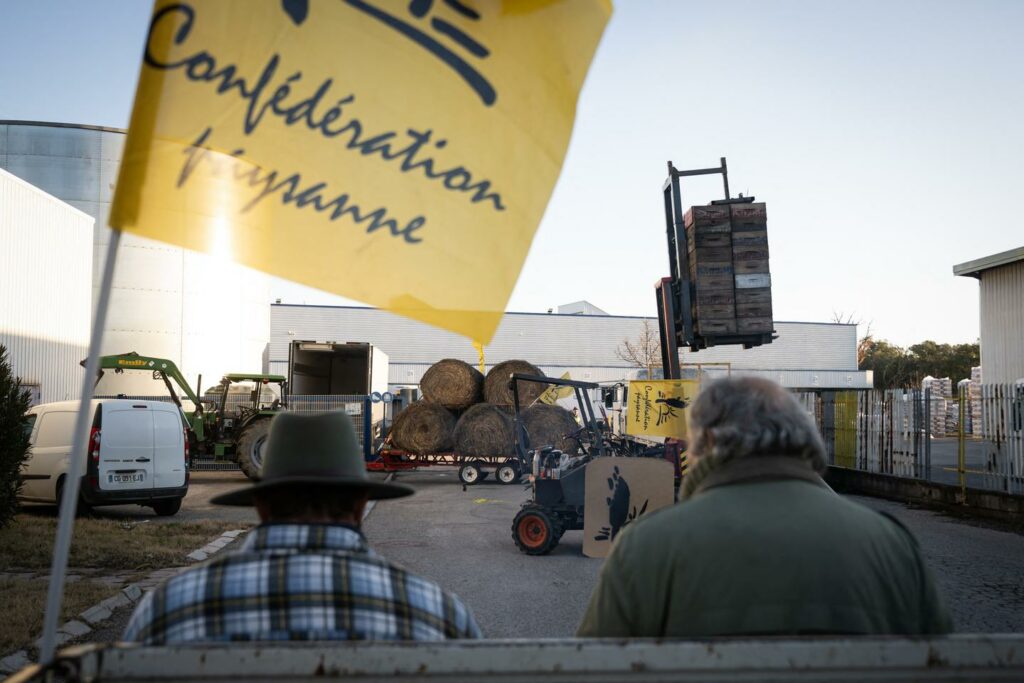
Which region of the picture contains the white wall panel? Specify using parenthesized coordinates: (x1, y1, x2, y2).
(271, 305, 867, 390)
(979, 260, 1024, 384)
(0, 122, 270, 396)
(0, 168, 92, 403)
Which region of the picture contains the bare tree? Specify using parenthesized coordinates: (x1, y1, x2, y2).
(831, 311, 873, 366)
(616, 320, 662, 379)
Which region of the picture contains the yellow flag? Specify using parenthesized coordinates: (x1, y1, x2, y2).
(625, 380, 699, 439)
(537, 371, 574, 405)
(111, 0, 611, 345)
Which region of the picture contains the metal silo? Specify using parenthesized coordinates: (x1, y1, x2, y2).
(0, 121, 270, 395)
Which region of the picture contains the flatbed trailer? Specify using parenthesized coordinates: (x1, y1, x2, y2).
(367, 448, 521, 485)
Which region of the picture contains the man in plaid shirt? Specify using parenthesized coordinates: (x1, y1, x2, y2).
(123, 412, 482, 643)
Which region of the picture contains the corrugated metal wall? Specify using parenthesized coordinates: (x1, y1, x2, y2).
(0, 168, 92, 403)
(270, 304, 866, 389)
(979, 260, 1024, 384)
(0, 121, 270, 394)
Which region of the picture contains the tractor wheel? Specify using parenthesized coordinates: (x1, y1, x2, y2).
(458, 462, 482, 485)
(512, 506, 563, 555)
(496, 462, 520, 485)
(236, 419, 271, 481)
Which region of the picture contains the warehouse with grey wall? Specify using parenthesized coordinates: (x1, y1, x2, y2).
(955, 247, 1024, 384)
(269, 303, 870, 391)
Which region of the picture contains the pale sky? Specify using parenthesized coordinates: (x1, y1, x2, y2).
(2, 0, 1021, 346)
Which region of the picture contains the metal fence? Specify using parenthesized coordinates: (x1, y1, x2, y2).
(94, 393, 373, 471)
(800, 384, 1024, 496)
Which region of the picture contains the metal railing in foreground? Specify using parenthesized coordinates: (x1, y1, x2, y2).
(11, 635, 1024, 682)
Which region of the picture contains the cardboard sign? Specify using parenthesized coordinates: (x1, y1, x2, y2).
(625, 380, 699, 439)
(583, 458, 675, 558)
(110, 0, 611, 345)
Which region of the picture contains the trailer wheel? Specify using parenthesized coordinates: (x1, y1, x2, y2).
(496, 462, 520, 485)
(458, 462, 482, 485)
(236, 418, 271, 481)
(512, 506, 562, 555)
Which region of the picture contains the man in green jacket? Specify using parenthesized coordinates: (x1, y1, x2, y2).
(578, 377, 951, 637)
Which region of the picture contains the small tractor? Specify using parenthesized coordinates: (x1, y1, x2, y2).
(89, 352, 287, 480)
(508, 373, 679, 555)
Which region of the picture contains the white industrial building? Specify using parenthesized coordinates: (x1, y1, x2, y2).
(269, 303, 871, 391)
(2, 120, 871, 402)
(954, 247, 1024, 384)
(0, 121, 270, 395)
(0, 168, 92, 404)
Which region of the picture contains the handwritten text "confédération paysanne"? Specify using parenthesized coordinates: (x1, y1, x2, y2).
(146, 3, 508, 245)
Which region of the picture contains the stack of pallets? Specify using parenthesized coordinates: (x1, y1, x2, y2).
(683, 202, 773, 337)
(970, 366, 983, 437)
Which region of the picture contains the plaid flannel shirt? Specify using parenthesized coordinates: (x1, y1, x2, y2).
(123, 523, 482, 643)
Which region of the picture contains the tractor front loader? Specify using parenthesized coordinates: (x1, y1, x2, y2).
(87, 352, 287, 480)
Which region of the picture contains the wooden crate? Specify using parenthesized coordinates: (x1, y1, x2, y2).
(698, 319, 738, 335)
(731, 230, 767, 248)
(684, 205, 730, 229)
(731, 246, 769, 262)
(734, 260, 770, 274)
(683, 202, 773, 341)
(692, 232, 732, 249)
(694, 302, 736, 319)
(736, 302, 773, 318)
(730, 203, 767, 230)
(736, 317, 773, 333)
(688, 246, 732, 266)
(695, 289, 735, 305)
(735, 287, 771, 304)
(735, 273, 771, 289)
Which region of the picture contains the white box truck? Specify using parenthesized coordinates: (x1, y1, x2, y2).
(287, 340, 389, 426)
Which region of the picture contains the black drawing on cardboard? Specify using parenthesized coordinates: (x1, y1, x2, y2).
(593, 466, 649, 542)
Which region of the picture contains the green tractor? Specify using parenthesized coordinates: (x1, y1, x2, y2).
(89, 352, 287, 480)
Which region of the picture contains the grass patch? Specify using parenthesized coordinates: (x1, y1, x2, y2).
(0, 578, 115, 654)
(0, 515, 251, 571)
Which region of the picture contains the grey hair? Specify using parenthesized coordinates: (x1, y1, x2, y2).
(689, 377, 826, 471)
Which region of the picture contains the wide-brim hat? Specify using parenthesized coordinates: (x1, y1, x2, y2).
(211, 411, 414, 506)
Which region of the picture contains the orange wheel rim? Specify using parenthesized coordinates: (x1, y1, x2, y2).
(518, 515, 548, 548)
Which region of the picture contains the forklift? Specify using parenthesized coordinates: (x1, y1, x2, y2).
(88, 352, 287, 480)
(510, 158, 775, 555)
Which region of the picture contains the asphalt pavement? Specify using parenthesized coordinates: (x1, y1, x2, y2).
(363, 469, 603, 638)
(69, 467, 1024, 643)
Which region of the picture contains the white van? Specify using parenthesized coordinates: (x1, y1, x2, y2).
(20, 399, 189, 516)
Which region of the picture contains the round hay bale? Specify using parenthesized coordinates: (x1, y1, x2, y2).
(420, 358, 484, 410)
(484, 360, 546, 406)
(391, 401, 456, 455)
(453, 404, 515, 457)
(522, 404, 580, 452)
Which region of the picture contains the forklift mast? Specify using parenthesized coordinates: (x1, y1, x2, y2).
(657, 158, 774, 378)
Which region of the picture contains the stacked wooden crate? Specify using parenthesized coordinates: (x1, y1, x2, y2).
(683, 202, 773, 337)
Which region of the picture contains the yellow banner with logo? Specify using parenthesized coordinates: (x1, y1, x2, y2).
(110, 0, 611, 345)
(537, 372, 574, 405)
(625, 380, 699, 439)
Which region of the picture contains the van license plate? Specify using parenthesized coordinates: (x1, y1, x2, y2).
(109, 472, 145, 484)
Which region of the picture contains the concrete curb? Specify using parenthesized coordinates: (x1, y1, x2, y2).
(826, 466, 1024, 523)
(186, 528, 248, 562)
(0, 528, 249, 675)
